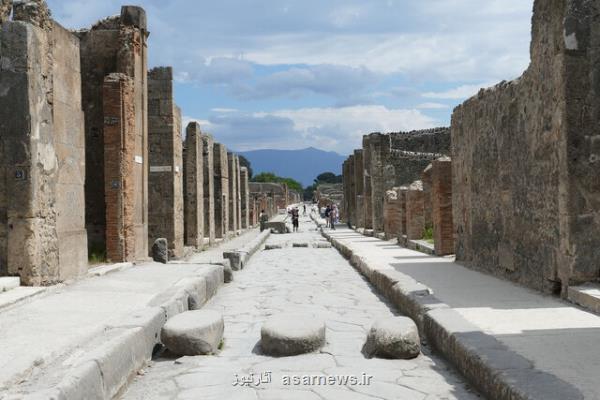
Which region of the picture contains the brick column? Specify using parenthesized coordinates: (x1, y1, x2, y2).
(398, 186, 409, 237)
(148, 67, 184, 258)
(202, 134, 215, 245)
(354, 150, 365, 228)
(214, 143, 229, 239)
(422, 164, 433, 231)
(227, 153, 238, 233)
(406, 181, 425, 240)
(432, 157, 454, 255)
(183, 122, 204, 247)
(236, 157, 242, 231)
(240, 167, 250, 229)
(103, 73, 138, 262)
(368, 133, 391, 234)
(384, 189, 402, 240)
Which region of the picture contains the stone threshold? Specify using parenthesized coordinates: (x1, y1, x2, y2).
(568, 283, 600, 315)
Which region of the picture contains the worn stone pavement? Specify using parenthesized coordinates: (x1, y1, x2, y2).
(0, 229, 260, 395)
(121, 216, 479, 400)
(325, 227, 600, 400)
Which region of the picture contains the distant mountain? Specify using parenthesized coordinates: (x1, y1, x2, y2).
(237, 147, 347, 187)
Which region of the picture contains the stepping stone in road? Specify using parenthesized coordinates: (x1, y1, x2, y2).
(363, 316, 420, 359)
(261, 314, 326, 356)
(292, 242, 309, 248)
(265, 244, 283, 250)
(152, 238, 169, 264)
(161, 310, 224, 356)
(312, 241, 332, 249)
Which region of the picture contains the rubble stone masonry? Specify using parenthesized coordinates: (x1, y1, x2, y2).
(451, 0, 600, 294)
(406, 181, 424, 240)
(148, 67, 184, 258)
(202, 134, 215, 244)
(183, 122, 204, 247)
(431, 157, 453, 256)
(240, 167, 250, 229)
(78, 6, 148, 258)
(213, 143, 229, 239)
(228, 153, 238, 233)
(0, 6, 88, 283)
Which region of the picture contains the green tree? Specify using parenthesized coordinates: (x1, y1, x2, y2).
(252, 172, 303, 193)
(315, 172, 342, 184)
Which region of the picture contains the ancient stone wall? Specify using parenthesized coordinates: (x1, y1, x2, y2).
(431, 158, 453, 256)
(240, 167, 250, 229)
(0, 7, 88, 283)
(213, 143, 229, 239)
(235, 156, 242, 230)
(353, 150, 365, 228)
(78, 6, 148, 258)
(183, 122, 204, 247)
(202, 134, 215, 244)
(383, 190, 402, 240)
(227, 153, 238, 233)
(362, 136, 373, 230)
(405, 181, 424, 240)
(147, 67, 184, 258)
(422, 164, 433, 231)
(452, 0, 600, 294)
(398, 186, 409, 237)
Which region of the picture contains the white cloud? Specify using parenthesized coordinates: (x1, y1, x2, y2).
(416, 102, 449, 110)
(211, 108, 238, 113)
(207, 105, 437, 153)
(422, 82, 498, 100)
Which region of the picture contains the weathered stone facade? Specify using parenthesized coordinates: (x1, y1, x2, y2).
(0, 6, 88, 283)
(240, 167, 250, 229)
(383, 190, 402, 240)
(353, 150, 365, 228)
(452, 0, 600, 294)
(202, 134, 215, 245)
(431, 157, 453, 256)
(227, 153, 238, 233)
(213, 143, 229, 239)
(183, 122, 204, 248)
(422, 164, 433, 231)
(148, 67, 184, 258)
(405, 181, 424, 240)
(78, 6, 149, 260)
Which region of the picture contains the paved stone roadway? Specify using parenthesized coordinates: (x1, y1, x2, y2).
(121, 216, 480, 400)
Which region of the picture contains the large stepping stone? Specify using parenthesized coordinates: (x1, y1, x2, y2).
(364, 317, 420, 359)
(261, 314, 326, 356)
(161, 310, 224, 356)
(152, 238, 168, 264)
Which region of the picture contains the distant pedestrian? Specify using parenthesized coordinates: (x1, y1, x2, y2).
(259, 210, 269, 232)
(325, 205, 332, 228)
(292, 208, 300, 232)
(303, 204, 307, 216)
(329, 205, 337, 230)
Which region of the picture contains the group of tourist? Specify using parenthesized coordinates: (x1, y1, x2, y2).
(320, 204, 339, 230)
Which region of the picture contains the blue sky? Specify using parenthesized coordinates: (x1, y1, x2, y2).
(47, 0, 534, 155)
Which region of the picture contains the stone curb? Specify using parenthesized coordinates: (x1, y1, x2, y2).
(223, 229, 271, 270)
(21, 266, 225, 400)
(322, 230, 584, 400)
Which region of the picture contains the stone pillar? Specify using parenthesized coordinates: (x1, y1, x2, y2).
(103, 74, 142, 262)
(432, 157, 454, 256)
(183, 122, 204, 248)
(422, 164, 433, 232)
(214, 143, 229, 239)
(0, 10, 88, 284)
(227, 153, 238, 234)
(398, 186, 409, 237)
(368, 133, 391, 234)
(240, 167, 250, 229)
(362, 136, 373, 230)
(347, 155, 356, 226)
(236, 157, 242, 231)
(384, 189, 402, 240)
(148, 67, 184, 258)
(79, 6, 148, 259)
(202, 134, 215, 245)
(406, 181, 425, 240)
(354, 150, 365, 228)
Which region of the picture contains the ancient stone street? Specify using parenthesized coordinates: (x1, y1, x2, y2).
(121, 216, 479, 400)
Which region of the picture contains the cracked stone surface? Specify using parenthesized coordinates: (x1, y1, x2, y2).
(120, 216, 480, 400)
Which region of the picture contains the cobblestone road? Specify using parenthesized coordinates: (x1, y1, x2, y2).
(121, 216, 479, 400)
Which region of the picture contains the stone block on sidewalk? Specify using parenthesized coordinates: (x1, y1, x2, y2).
(152, 238, 169, 264)
(161, 310, 224, 356)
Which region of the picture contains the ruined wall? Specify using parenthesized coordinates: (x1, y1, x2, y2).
(384, 190, 402, 240)
(227, 153, 238, 233)
(452, 0, 600, 293)
(353, 150, 365, 228)
(183, 122, 204, 247)
(422, 164, 433, 231)
(398, 186, 409, 236)
(362, 136, 373, 229)
(0, 7, 87, 283)
(406, 181, 424, 240)
(78, 6, 148, 257)
(431, 158, 453, 256)
(148, 67, 183, 258)
(235, 156, 242, 230)
(240, 167, 250, 229)
(202, 134, 215, 244)
(213, 143, 229, 239)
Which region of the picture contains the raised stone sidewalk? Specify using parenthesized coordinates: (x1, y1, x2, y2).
(0, 229, 261, 399)
(324, 227, 600, 400)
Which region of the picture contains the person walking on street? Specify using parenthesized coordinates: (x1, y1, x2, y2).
(325, 205, 332, 228)
(292, 207, 300, 232)
(330, 205, 337, 230)
(259, 210, 269, 232)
